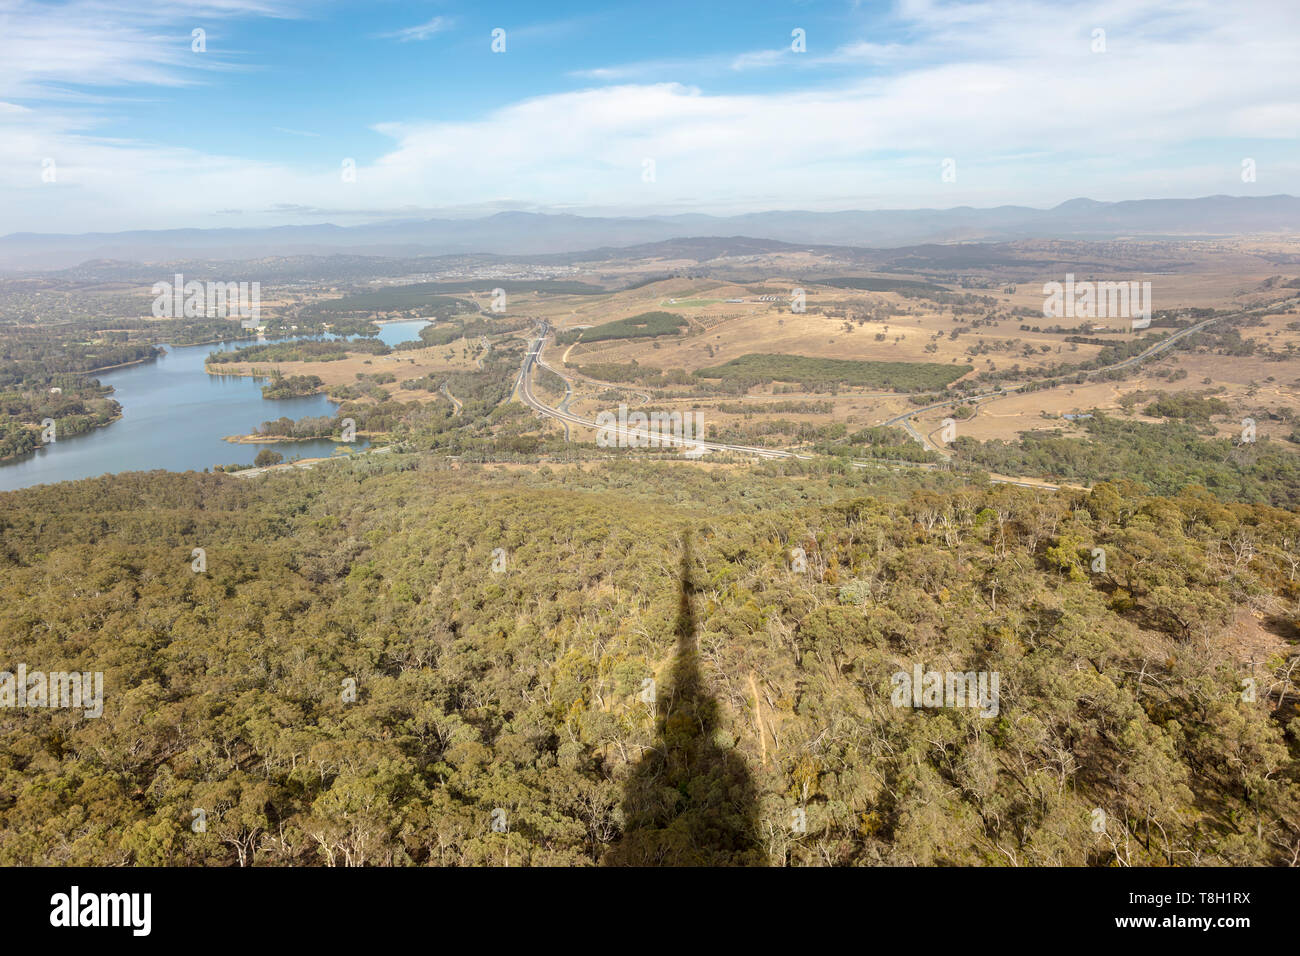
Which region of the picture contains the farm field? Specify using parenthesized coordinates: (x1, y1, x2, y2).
(147, 236, 1300, 464)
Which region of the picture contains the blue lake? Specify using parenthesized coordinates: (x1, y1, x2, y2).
(0, 319, 428, 491)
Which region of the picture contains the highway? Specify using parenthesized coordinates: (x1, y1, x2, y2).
(880, 299, 1298, 454)
(517, 323, 805, 459)
(513, 322, 1072, 490)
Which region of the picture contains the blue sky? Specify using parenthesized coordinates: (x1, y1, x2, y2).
(2, 0, 1298, 233)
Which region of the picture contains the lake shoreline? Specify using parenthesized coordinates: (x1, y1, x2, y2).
(85, 354, 160, 375)
(230, 444, 392, 478)
(87, 333, 262, 375)
(223, 430, 381, 445)
(0, 321, 427, 491)
(0, 412, 124, 464)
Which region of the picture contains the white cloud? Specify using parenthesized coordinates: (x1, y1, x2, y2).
(1, 0, 1299, 232)
(0, 0, 296, 100)
(375, 16, 452, 43)
(349, 3, 1300, 213)
(730, 49, 788, 71)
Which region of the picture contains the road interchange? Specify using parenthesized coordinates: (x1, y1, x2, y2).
(512, 321, 1078, 489)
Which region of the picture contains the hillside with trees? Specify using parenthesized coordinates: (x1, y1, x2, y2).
(0, 459, 1295, 865)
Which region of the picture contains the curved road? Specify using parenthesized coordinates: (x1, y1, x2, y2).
(883, 298, 1298, 453)
(518, 324, 803, 459)
(553, 341, 652, 405)
(440, 382, 463, 415)
(517, 296, 1300, 486)
(515, 322, 1070, 489)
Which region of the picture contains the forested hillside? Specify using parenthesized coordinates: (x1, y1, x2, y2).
(0, 458, 1296, 865)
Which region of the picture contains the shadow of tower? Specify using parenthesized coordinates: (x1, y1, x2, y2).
(602, 531, 763, 866)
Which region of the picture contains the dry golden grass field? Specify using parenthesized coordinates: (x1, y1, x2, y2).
(208, 340, 482, 401)
(194, 237, 1300, 452)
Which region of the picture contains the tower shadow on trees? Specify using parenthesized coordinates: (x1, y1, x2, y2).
(602, 532, 763, 866)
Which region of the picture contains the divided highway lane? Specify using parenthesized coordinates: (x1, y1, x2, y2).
(534, 351, 574, 440)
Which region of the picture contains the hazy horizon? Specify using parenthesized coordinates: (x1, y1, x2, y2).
(5, 191, 1300, 237)
(3, 0, 1299, 234)
(2, 191, 1297, 272)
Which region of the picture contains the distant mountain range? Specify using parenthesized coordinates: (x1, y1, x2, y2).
(2, 195, 1297, 271)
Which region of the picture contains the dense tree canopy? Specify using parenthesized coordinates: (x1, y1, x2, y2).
(0, 458, 1296, 866)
